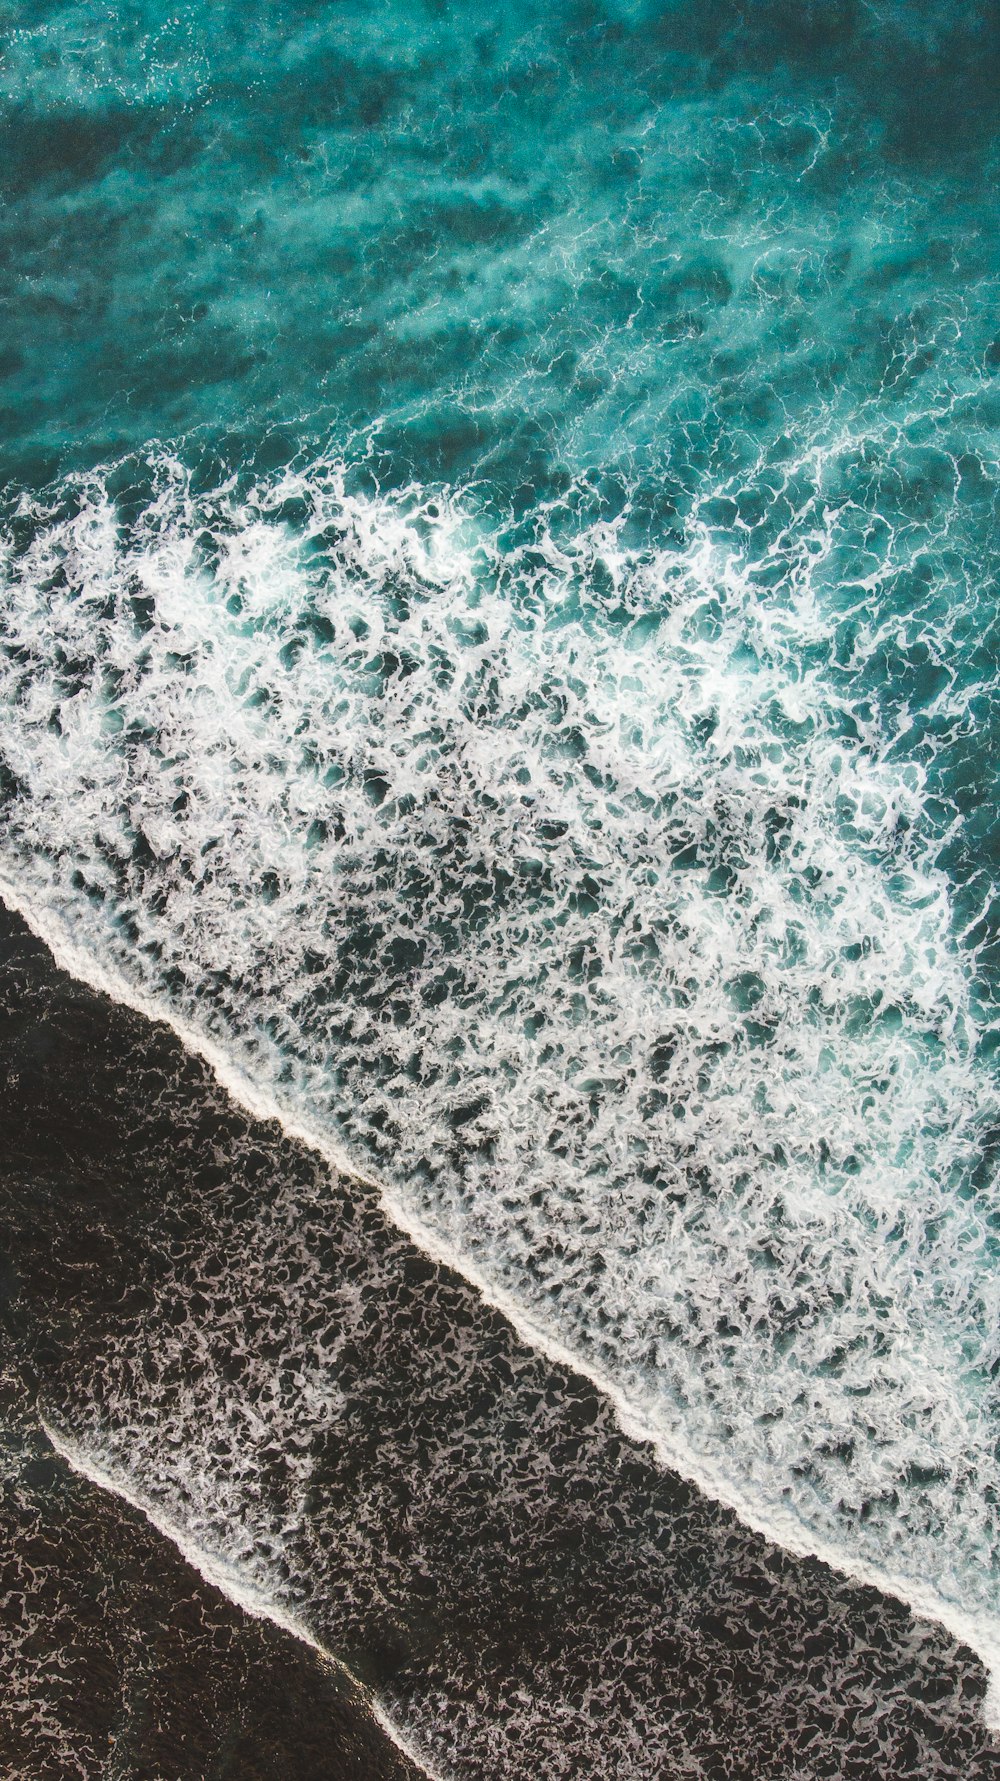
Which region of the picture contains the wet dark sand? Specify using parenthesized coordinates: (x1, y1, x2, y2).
(0, 901, 995, 1779)
(0, 1384, 422, 1780)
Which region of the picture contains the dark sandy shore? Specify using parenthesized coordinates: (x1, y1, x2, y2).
(0, 903, 424, 1780)
(0, 1387, 422, 1781)
(0, 900, 995, 1780)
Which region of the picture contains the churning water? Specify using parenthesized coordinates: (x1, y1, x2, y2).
(4, 3, 1000, 1775)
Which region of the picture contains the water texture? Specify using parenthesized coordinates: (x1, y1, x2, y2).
(3, 0, 1000, 1767)
(1, 902, 995, 1780)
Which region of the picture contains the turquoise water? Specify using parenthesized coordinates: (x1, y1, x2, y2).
(5, 0, 1000, 1751)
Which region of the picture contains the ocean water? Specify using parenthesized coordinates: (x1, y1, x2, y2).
(0, 899, 996, 1781)
(3, 2, 1000, 1774)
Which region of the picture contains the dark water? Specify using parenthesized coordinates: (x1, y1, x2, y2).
(3, 2, 1000, 1774)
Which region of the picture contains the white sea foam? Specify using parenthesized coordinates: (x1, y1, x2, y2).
(40, 1414, 448, 1781)
(3, 448, 1000, 1727)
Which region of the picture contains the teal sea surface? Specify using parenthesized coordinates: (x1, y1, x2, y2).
(4, 3, 1000, 1775)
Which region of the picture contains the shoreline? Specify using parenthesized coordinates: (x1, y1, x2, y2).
(41, 1418, 446, 1781)
(3, 865, 998, 1740)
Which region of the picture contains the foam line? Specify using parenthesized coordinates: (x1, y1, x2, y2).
(39, 1412, 448, 1781)
(4, 453, 994, 1647)
(6, 872, 1000, 1735)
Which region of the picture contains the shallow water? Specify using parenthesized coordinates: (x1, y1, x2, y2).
(3, 2, 1000, 1772)
(1, 900, 997, 1778)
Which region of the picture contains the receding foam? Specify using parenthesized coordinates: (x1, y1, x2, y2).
(40, 1415, 447, 1781)
(2, 449, 1000, 1730)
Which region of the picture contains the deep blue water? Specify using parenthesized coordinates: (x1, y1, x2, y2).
(3, 3, 1000, 1775)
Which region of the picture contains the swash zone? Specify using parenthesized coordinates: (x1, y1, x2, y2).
(3, 0, 1000, 1767)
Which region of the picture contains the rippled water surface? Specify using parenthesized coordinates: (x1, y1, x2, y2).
(3, 3, 1000, 1775)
